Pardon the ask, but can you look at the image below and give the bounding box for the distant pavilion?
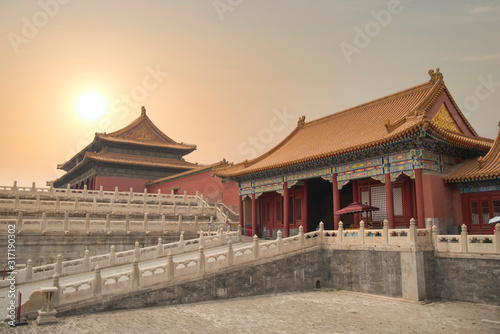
[52,107,198,191]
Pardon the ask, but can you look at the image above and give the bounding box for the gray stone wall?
[435,255,500,305]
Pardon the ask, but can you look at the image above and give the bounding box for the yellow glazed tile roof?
[216,69,492,178]
[444,123,500,182]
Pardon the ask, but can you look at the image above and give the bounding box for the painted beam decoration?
[237,149,459,195]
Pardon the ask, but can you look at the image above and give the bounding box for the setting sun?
[76,92,107,121]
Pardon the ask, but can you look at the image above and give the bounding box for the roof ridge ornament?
[141,106,146,116]
[297,115,306,129]
[428,68,443,84]
[478,156,484,169]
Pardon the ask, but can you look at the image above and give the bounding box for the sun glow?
[76,92,107,120]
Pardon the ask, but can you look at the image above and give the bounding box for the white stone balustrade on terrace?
[1,227,241,287]
[19,219,500,314]
[0,211,219,234]
[0,182,219,217]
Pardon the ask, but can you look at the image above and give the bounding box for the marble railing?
[434,223,500,254]
[18,219,500,316]
[2,227,241,287]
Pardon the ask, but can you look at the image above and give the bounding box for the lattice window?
[371,185,386,221]
[471,201,479,224]
[481,200,490,224]
[393,187,403,216]
[493,200,500,217]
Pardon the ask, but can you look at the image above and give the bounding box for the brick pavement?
[2,290,499,334]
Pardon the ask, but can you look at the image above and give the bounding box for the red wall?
[147,170,239,210]
[95,176,148,192]
[422,173,454,219]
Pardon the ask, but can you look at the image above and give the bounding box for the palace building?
[215,69,499,237]
[52,107,199,191]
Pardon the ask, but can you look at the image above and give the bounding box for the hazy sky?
[1,0,499,187]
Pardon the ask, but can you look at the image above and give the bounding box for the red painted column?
[352,179,360,225]
[283,182,290,237]
[251,193,257,236]
[385,173,395,229]
[415,169,425,228]
[302,180,308,232]
[239,195,244,231]
[332,174,341,230]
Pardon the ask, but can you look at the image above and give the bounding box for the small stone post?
[83,249,90,271]
[40,211,47,232]
[359,220,365,245]
[179,233,185,253]
[158,200,163,215]
[183,190,187,202]
[227,240,234,266]
[199,230,205,247]
[49,185,54,197]
[132,258,140,288]
[111,198,115,212]
[177,214,183,231]
[161,214,166,234]
[156,237,163,258]
[51,273,60,306]
[338,221,344,244]
[12,181,18,193]
[277,230,283,253]
[383,219,389,245]
[253,235,259,260]
[318,221,324,244]
[109,245,116,266]
[93,265,101,297]
[83,185,88,199]
[66,184,71,199]
[55,254,63,275]
[409,218,417,246]
[35,287,58,325]
[134,241,140,260]
[129,187,134,202]
[460,224,468,253]
[173,202,177,214]
[74,197,79,211]
[92,197,97,212]
[431,225,438,248]
[114,186,119,201]
[31,181,36,193]
[26,259,33,282]
[219,226,225,245]
[99,186,103,199]
[299,225,305,248]
[198,246,205,274]
[14,195,19,210]
[237,225,242,242]
[495,223,500,253]
[166,252,174,281]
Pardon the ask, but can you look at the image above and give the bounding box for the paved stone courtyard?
[2,290,499,334]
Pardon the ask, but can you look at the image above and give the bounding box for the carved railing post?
[92,197,97,212]
[83,185,88,199]
[161,214,166,234]
[114,187,119,201]
[383,219,389,245]
[299,225,305,248]
[132,258,139,288]
[431,225,438,248]
[198,246,205,274]
[83,249,90,271]
[41,211,47,232]
[199,230,205,247]
[55,196,60,212]
[144,213,149,232]
[74,197,79,211]
[219,227,225,246]
[179,232,185,253]
[26,259,33,282]
[55,254,62,275]
[253,235,259,260]
[237,225,242,242]
[227,240,234,266]
[109,245,116,266]
[277,230,283,254]
[111,198,115,213]
[338,221,344,244]
[156,237,163,258]
[166,252,174,281]
[125,213,130,234]
[177,214,183,231]
[359,220,365,245]
[93,265,101,297]
[495,223,500,254]
[105,214,111,234]
[460,224,468,253]
[35,194,41,212]
[183,190,187,203]
[66,184,71,199]
[318,221,324,245]
[134,241,140,260]
[194,215,199,231]
[409,218,417,246]
[99,186,103,200]
[17,212,24,233]
[14,195,19,210]
[51,273,60,306]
